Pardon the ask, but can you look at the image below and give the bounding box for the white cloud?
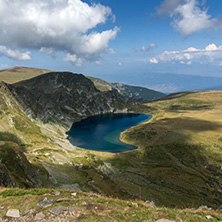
[156,0,186,16]
[180,60,192,65]
[141,43,157,52]
[156,0,218,36]
[0,0,118,65]
[187,61,192,65]
[63,53,83,67]
[135,43,157,52]
[205,43,218,51]
[39,47,56,57]
[149,57,158,64]
[118,62,122,66]
[1,64,8,68]
[0,45,31,60]
[149,43,222,65]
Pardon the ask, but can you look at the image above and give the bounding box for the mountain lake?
[67,113,152,152]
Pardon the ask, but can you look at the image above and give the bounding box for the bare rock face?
[10,72,137,127]
[0,164,16,187]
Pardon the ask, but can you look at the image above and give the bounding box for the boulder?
[37,199,55,207]
[6,209,20,218]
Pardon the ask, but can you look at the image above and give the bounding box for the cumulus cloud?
[156,0,186,16]
[0,45,31,60]
[141,43,157,52]
[149,43,222,65]
[39,47,56,57]
[0,0,118,65]
[156,0,218,36]
[149,57,158,64]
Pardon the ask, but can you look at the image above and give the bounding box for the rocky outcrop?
[10,72,138,127]
[0,163,16,187]
[111,82,166,102]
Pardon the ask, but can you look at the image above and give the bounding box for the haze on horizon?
[0,0,222,93]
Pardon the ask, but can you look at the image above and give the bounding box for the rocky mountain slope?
[87,76,165,102]
[0,81,48,187]
[111,82,166,102]
[10,72,138,128]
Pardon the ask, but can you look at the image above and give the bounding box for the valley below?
[0,67,222,221]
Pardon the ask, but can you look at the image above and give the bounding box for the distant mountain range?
[204,86,222,91]
[99,72,222,93]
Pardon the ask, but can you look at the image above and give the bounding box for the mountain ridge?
[10,72,139,128]
[0,67,165,102]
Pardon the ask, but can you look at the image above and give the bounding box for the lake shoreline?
[67,113,152,153]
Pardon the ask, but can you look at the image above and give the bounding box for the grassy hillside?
[0,188,221,221]
[0,67,53,84]
[86,76,113,92]
[119,90,222,208]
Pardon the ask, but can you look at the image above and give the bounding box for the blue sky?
[1,0,222,92]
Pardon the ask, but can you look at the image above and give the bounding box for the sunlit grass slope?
[118,90,222,208]
[0,67,53,84]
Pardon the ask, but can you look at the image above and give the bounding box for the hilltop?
[0,67,53,84]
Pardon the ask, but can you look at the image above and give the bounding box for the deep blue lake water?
[67,113,152,152]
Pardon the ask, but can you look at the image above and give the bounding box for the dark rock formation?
[10,72,138,127]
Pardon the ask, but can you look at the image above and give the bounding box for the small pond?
[67,113,152,153]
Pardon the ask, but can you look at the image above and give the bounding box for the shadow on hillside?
[108,116,222,208]
[154,91,195,102]
[0,131,46,188]
[152,117,222,133]
[167,104,212,111]
[0,131,26,151]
